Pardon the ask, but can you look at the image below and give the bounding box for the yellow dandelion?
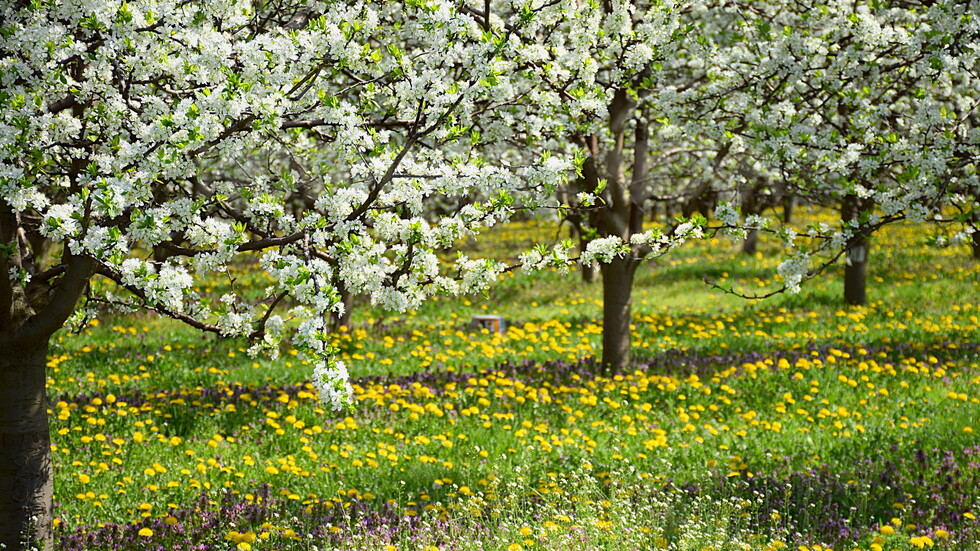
[909,536,934,548]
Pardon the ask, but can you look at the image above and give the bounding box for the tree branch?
[1,253,96,350]
[93,266,224,334]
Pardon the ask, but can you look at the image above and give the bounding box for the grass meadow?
[50,209,980,550]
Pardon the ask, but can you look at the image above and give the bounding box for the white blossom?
[777,254,810,294]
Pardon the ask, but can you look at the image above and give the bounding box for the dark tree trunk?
[662,201,674,224]
[0,343,53,551]
[780,182,794,224]
[842,194,873,306]
[972,210,980,259]
[742,229,758,256]
[23,231,50,266]
[1,218,93,550]
[580,259,598,284]
[843,241,868,306]
[741,185,760,256]
[973,228,980,260]
[600,256,636,374]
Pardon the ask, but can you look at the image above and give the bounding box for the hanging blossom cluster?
[0,0,629,409]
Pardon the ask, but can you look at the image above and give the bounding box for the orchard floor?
[51,214,980,550]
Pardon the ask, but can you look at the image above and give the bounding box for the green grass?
[50,209,980,550]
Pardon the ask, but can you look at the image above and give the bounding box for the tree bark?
[0,343,53,551]
[782,194,794,224]
[662,200,674,224]
[742,229,758,256]
[600,256,636,374]
[842,194,872,306]
[779,181,794,224]
[580,261,598,284]
[1,199,94,549]
[741,185,760,256]
[972,210,980,260]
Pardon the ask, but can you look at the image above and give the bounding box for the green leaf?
[115,2,133,24]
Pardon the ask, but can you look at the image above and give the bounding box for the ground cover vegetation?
[2,0,979,548]
[49,212,980,550]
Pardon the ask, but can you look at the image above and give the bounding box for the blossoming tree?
[560,0,978,374]
[0,0,595,546]
[708,0,980,306]
[514,0,701,373]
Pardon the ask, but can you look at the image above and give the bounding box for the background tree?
[700,0,980,305]
[522,1,699,373]
[553,0,977,372]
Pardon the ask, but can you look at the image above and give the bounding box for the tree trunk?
[972,228,980,260]
[972,210,980,259]
[600,256,636,374]
[0,342,53,551]
[842,194,872,306]
[780,182,794,224]
[742,228,758,256]
[741,186,759,256]
[740,181,765,256]
[580,259,598,284]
